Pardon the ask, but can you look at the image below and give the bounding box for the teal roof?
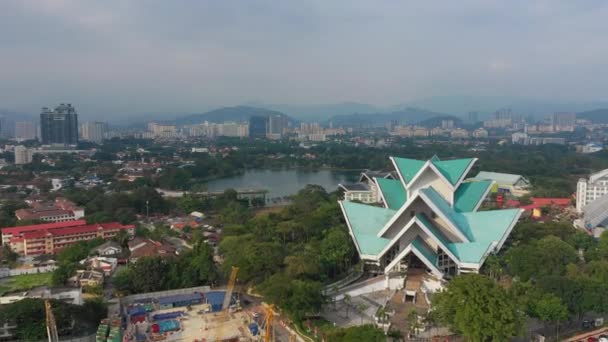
[392,157,426,183]
[419,187,466,238]
[419,187,521,263]
[432,158,475,185]
[411,237,438,266]
[446,209,521,263]
[376,178,407,210]
[341,201,395,255]
[454,180,492,212]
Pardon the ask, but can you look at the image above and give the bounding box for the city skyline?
[1,1,608,118]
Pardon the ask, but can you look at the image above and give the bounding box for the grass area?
[0,272,53,295]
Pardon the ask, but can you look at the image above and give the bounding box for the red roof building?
[1,220,135,256]
[15,198,85,223]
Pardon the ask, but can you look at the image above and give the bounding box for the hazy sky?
[1,0,607,117]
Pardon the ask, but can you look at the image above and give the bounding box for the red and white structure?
[2,220,135,256]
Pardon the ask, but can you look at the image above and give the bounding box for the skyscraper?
[15,121,37,141]
[268,114,288,137]
[40,104,79,145]
[80,121,107,143]
[467,112,479,124]
[249,116,268,138]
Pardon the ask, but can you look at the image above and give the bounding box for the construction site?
[112,268,284,342]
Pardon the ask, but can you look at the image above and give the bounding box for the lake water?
[206,169,360,198]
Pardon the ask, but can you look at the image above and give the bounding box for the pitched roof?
[583,194,608,229]
[454,180,493,212]
[419,187,521,263]
[2,220,87,235]
[392,157,426,184]
[340,201,395,255]
[376,178,407,210]
[447,209,521,263]
[432,158,475,185]
[473,171,527,185]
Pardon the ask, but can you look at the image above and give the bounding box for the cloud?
[0,0,607,117]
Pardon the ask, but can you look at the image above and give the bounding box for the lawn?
[0,272,53,296]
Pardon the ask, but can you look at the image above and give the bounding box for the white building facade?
[577,169,608,213]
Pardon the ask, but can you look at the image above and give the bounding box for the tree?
[505,235,578,281]
[531,294,568,340]
[599,230,608,260]
[52,263,76,286]
[343,293,351,318]
[406,310,422,338]
[324,325,385,342]
[433,274,525,342]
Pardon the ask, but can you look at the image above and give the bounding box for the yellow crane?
[263,304,275,342]
[45,299,59,342]
[222,266,239,313]
[215,266,239,342]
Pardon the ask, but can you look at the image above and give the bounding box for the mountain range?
[327,107,450,127]
[173,106,297,126]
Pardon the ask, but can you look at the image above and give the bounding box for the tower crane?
[215,266,239,342]
[263,304,275,342]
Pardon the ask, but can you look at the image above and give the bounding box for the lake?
[206,169,360,199]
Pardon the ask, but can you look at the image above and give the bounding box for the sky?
[1,0,607,118]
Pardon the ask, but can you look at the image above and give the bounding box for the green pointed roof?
[447,209,521,263]
[412,237,438,265]
[340,201,395,255]
[416,192,520,263]
[392,157,426,184]
[454,180,492,212]
[431,158,475,185]
[376,178,407,210]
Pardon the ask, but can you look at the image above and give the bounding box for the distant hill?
[252,102,384,121]
[174,106,296,125]
[327,107,448,127]
[578,109,608,124]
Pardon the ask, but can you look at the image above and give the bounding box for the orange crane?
[45,299,59,342]
[263,304,275,342]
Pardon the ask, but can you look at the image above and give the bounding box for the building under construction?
[116,283,272,342]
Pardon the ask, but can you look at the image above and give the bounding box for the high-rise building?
[468,112,479,124]
[552,112,575,132]
[268,114,288,137]
[441,119,454,129]
[14,145,33,165]
[80,122,106,143]
[0,117,14,139]
[40,104,79,145]
[15,121,37,141]
[249,116,268,138]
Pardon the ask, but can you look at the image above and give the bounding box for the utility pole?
[146,200,149,221]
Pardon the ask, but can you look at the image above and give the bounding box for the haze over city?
[1,0,608,119]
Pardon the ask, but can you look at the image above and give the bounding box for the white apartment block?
[577,169,608,213]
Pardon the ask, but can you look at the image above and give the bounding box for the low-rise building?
[2,220,135,256]
[15,197,84,223]
[128,237,176,263]
[68,269,104,287]
[339,171,394,204]
[93,240,123,256]
[80,256,117,276]
[470,171,531,197]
